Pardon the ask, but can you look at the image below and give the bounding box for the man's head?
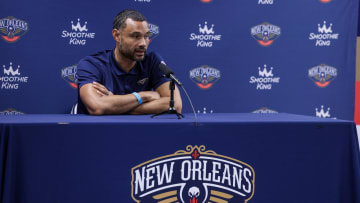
[112,9,151,62]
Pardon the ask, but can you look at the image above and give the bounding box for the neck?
[114,47,136,73]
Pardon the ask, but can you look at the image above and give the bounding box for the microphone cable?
[180,85,198,126]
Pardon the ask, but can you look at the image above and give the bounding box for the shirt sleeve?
[76,57,102,88]
[148,52,171,90]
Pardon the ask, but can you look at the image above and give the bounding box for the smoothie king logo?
[249,64,280,90]
[309,21,339,46]
[315,105,336,119]
[131,145,255,203]
[1,62,29,90]
[0,16,29,43]
[258,0,273,4]
[315,105,331,118]
[308,64,337,88]
[190,21,222,47]
[61,64,78,89]
[189,65,221,89]
[61,18,96,45]
[251,22,280,46]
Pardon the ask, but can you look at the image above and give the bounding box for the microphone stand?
[151,79,184,119]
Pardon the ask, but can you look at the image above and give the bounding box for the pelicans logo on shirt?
[251,22,281,46]
[0,16,29,43]
[131,145,255,203]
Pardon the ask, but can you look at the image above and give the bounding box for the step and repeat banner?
[0,0,358,120]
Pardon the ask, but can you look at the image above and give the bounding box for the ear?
[112,29,121,43]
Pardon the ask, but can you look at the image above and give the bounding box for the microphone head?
[158,61,174,77]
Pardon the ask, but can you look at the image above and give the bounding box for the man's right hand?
[139,91,160,103]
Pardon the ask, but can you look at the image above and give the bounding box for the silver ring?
[105,91,109,96]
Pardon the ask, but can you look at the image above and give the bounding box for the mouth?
[135,49,146,57]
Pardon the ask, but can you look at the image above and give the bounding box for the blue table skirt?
[0,113,359,203]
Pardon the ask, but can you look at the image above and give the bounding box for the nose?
[139,37,148,47]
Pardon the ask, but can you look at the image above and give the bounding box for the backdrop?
[0,0,358,120]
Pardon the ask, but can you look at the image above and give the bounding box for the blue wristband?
[132,92,142,105]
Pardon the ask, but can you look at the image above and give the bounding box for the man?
[76,9,182,115]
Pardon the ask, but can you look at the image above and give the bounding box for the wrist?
[132,92,142,105]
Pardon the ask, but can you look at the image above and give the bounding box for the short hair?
[113,9,147,30]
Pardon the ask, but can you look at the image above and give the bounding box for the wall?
[0,0,358,121]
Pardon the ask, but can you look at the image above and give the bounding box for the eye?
[145,33,152,38]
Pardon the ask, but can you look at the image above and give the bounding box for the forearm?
[80,83,157,115]
[94,94,140,115]
[129,97,170,115]
[129,96,182,115]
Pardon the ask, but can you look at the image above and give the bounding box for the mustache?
[135,48,147,52]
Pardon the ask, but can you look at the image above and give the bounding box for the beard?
[119,44,147,62]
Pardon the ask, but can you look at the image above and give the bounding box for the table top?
[0,113,353,125]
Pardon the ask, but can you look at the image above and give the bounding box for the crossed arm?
[79,81,182,115]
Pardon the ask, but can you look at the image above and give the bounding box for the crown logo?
[318,21,333,34]
[71,18,88,32]
[315,105,331,118]
[3,62,20,76]
[258,64,273,77]
[199,21,214,34]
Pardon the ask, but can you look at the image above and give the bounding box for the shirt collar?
[111,49,140,75]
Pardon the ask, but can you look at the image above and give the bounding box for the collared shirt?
[76,49,169,114]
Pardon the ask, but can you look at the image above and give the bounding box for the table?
[0,113,359,203]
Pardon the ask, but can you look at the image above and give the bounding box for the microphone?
[157,61,198,125]
[158,62,183,87]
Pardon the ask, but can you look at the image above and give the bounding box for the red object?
[258,40,274,46]
[1,35,20,42]
[197,83,213,89]
[190,197,198,203]
[355,81,360,124]
[191,150,200,160]
[315,81,330,88]
[69,82,78,89]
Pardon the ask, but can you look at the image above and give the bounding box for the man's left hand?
[92,81,114,96]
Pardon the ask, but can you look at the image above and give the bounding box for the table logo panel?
[131,145,255,203]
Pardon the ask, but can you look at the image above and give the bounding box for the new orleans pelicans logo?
[251,22,281,46]
[0,16,29,43]
[308,64,337,88]
[189,65,221,89]
[131,145,255,203]
[61,64,78,89]
[149,23,159,42]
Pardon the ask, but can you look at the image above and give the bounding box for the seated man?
[76,9,182,115]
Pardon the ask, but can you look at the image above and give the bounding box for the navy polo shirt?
[76,49,170,114]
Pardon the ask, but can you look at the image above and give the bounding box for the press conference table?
[0,113,359,203]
